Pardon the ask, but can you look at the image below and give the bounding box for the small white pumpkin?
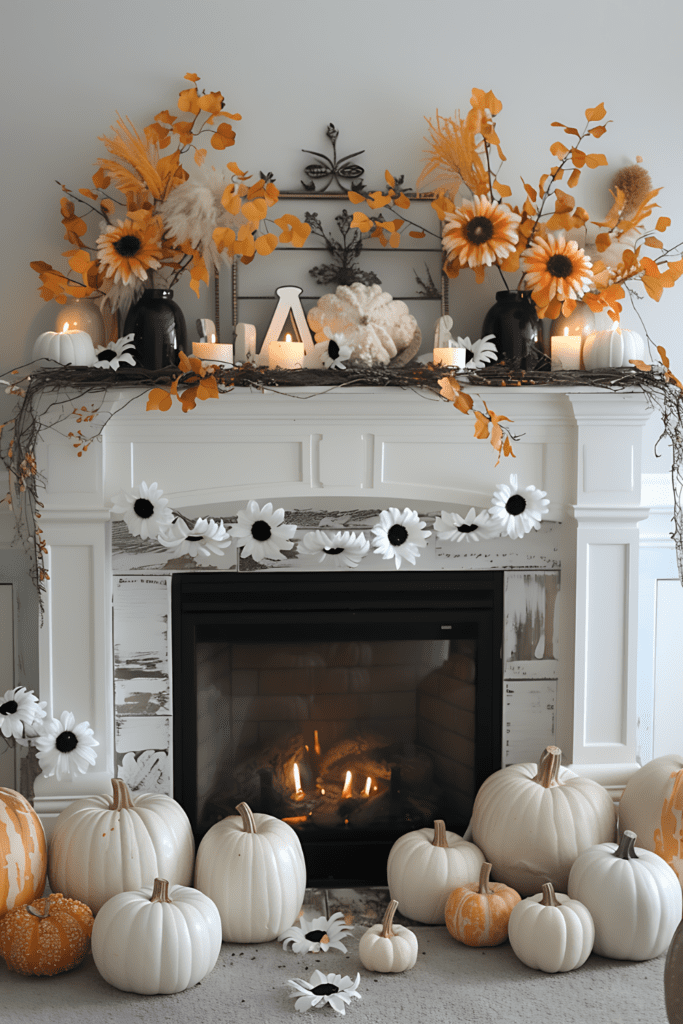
[618,753,683,887]
[387,818,484,924]
[470,745,616,896]
[507,881,595,973]
[582,324,645,369]
[194,801,306,943]
[33,329,97,366]
[568,829,683,960]
[91,878,222,994]
[48,778,195,914]
[358,899,418,973]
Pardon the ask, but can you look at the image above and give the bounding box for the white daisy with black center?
[93,333,137,371]
[287,970,361,1014]
[489,473,550,539]
[433,507,498,544]
[0,686,46,742]
[299,530,369,568]
[229,500,297,562]
[371,507,431,569]
[32,710,99,781]
[459,333,498,369]
[110,481,174,541]
[279,911,354,954]
[157,517,232,564]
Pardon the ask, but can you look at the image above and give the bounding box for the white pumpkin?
[387,818,484,924]
[33,329,97,366]
[567,829,682,960]
[582,325,645,369]
[618,753,683,887]
[507,882,595,973]
[358,899,418,973]
[470,745,616,896]
[48,778,195,914]
[91,878,222,994]
[194,801,306,943]
[307,283,420,367]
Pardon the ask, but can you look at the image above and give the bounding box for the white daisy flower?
[299,530,369,568]
[459,334,498,370]
[32,711,99,781]
[0,687,47,741]
[287,971,361,1015]
[371,507,431,569]
[157,517,232,564]
[110,481,174,540]
[304,333,353,370]
[433,508,499,544]
[489,474,550,539]
[93,333,137,371]
[279,912,354,954]
[229,501,296,562]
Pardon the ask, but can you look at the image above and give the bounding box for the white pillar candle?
[433,347,467,368]
[235,323,257,363]
[269,334,304,370]
[192,341,234,365]
[551,329,582,370]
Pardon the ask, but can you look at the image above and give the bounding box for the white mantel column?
[564,391,651,798]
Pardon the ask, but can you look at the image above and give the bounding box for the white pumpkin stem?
[237,801,257,833]
[110,777,135,810]
[534,746,562,788]
[614,830,639,859]
[149,878,173,904]
[540,882,561,907]
[478,862,494,896]
[27,895,51,919]
[381,900,399,938]
[432,819,448,847]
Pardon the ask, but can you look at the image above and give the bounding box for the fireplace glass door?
[173,571,503,884]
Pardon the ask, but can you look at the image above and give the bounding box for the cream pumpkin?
[48,778,195,914]
[618,754,683,886]
[470,745,616,896]
[387,819,484,924]
[507,882,595,973]
[445,861,521,947]
[582,325,645,369]
[194,802,306,943]
[0,787,47,917]
[358,899,418,972]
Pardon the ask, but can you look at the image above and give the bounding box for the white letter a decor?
[257,286,314,366]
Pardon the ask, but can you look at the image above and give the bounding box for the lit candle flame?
[211,333,216,344]
[63,322,69,333]
[285,332,292,343]
[341,770,353,799]
[293,762,304,800]
[564,327,569,336]
[362,776,372,798]
[314,730,321,756]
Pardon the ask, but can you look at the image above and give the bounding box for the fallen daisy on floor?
[287,971,362,1014]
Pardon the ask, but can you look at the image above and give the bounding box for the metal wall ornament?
[301,124,365,193]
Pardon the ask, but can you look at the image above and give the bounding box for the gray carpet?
[0,915,670,1024]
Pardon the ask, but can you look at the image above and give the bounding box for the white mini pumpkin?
[507,881,595,973]
[33,329,97,366]
[618,753,683,887]
[91,878,222,994]
[358,899,418,973]
[568,829,683,960]
[582,325,645,369]
[194,801,306,943]
[48,778,195,914]
[307,283,420,367]
[387,818,484,924]
[470,745,616,896]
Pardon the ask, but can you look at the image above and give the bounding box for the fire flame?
[314,729,321,756]
[341,770,353,800]
[362,776,372,797]
[293,762,304,800]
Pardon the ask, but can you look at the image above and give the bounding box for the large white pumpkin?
[507,882,595,973]
[194,802,306,943]
[387,818,484,924]
[32,329,97,366]
[470,745,616,896]
[48,778,195,914]
[568,829,682,960]
[618,754,683,886]
[91,878,222,994]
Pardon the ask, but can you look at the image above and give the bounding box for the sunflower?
[442,196,521,273]
[300,530,370,568]
[488,474,550,539]
[96,216,163,286]
[229,500,297,562]
[433,508,498,544]
[110,480,174,540]
[157,517,232,564]
[287,970,362,1014]
[0,686,46,741]
[522,233,594,311]
[279,912,354,954]
[32,711,99,781]
[371,508,431,569]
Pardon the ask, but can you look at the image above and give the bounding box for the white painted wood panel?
[653,578,683,758]
[0,584,15,788]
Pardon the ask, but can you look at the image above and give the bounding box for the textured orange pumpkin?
[445,861,521,947]
[0,786,47,916]
[0,892,94,975]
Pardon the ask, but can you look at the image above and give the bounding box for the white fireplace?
[32,383,652,833]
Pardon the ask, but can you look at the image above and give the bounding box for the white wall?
[3,0,682,473]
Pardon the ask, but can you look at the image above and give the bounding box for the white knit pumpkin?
[470,746,617,897]
[307,283,420,367]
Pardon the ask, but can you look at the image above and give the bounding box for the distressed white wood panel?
[114,576,171,716]
[503,679,557,767]
[115,715,171,753]
[117,749,172,795]
[436,523,560,571]
[584,543,628,745]
[0,584,15,788]
[503,571,560,676]
[653,578,683,758]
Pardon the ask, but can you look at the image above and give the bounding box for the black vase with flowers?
[123,288,189,370]
[482,289,549,371]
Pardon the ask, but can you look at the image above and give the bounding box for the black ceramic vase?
[482,289,548,371]
[123,289,188,370]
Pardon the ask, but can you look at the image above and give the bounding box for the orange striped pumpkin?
[445,861,521,947]
[0,893,94,975]
[0,787,47,916]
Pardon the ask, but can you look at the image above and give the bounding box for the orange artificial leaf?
[211,122,236,149]
[493,181,512,198]
[31,260,54,273]
[144,122,169,147]
[347,191,366,204]
[473,410,490,439]
[255,232,278,255]
[642,276,664,301]
[394,192,411,209]
[408,230,426,238]
[585,153,608,168]
[385,170,395,187]
[178,385,199,412]
[644,235,664,249]
[68,250,93,275]
[388,232,401,248]
[172,120,194,145]
[367,191,394,209]
[241,198,268,223]
[155,109,176,125]
[454,390,474,414]
[351,211,373,232]
[550,141,569,160]
[656,217,671,232]
[554,189,575,213]
[100,198,115,216]
[92,167,110,189]
[595,232,612,253]
[198,91,224,114]
[220,186,241,216]
[274,214,311,248]
[78,188,98,200]
[227,161,249,179]
[146,388,173,412]
[194,148,207,166]
[588,124,608,137]
[438,376,459,401]
[630,359,652,372]
[184,72,200,82]
[523,181,538,202]
[178,350,205,377]
[503,435,515,458]
[640,256,661,277]
[585,102,607,122]
[571,149,586,168]
[197,374,219,401]
[177,87,201,115]
[567,168,581,188]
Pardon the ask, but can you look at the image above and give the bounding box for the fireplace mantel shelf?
[33,384,652,832]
